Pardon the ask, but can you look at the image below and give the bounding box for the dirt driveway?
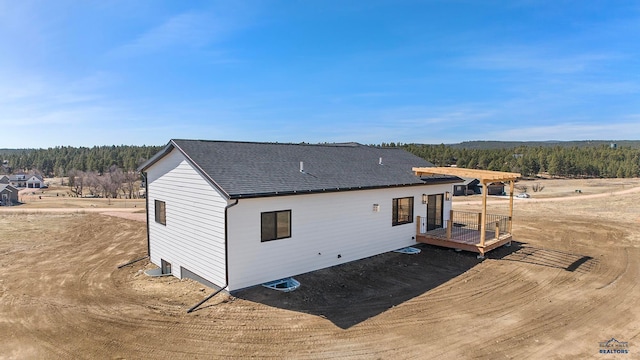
[1,179,639,359]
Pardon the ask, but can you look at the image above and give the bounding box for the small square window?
[261,210,291,242]
[155,200,166,225]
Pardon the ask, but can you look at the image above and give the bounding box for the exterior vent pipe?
[379,157,383,165]
[300,161,304,172]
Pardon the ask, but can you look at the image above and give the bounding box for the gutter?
[187,198,239,313]
[228,177,463,200]
[142,172,150,256]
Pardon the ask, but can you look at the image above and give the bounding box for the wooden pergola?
[413,167,521,257]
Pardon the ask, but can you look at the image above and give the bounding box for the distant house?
[0,184,19,205]
[139,140,461,292]
[8,174,44,188]
[486,182,505,196]
[0,175,9,184]
[453,178,480,196]
[451,178,504,196]
[26,174,45,188]
[8,174,27,188]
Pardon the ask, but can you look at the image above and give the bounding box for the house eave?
[228,177,461,199]
[137,142,176,172]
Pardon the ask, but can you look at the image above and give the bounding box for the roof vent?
[300,161,304,173]
[379,157,383,165]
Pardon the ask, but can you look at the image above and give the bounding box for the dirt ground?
[13,182,146,209]
[1,178,639,359]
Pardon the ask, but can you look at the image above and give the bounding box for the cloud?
[564,80,640,96]
[251,103,499,145]
[0,69,115,103]
[0,70,120,130]
[1,107,108,127]
[109,11,238,58]
[403,109,495,126]
[0,76,46,102]
[491,120,640,141]
[457,45,620,74]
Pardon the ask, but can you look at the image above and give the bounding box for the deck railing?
[451,210,510,235]
[418,210,511,245]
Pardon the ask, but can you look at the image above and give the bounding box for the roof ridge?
[172,139,363,148]
[140,139,453,200]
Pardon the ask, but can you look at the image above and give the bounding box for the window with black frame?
[392,197,414,226]
[261,210,291,241]
[155,200,166,225]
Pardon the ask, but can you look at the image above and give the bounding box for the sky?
[1,0,640,148]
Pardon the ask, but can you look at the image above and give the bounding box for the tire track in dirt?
[1,214,151,359]
[3,191,640,359]
[364,214,625,358]
[334,260,571,358]
[468,225,638,358]
[67,252,340,359]
[345,241,592,356]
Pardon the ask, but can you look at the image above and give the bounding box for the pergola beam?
[412,167,521,183]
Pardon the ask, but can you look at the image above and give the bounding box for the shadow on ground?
[233,243,522,329]
[495,244,598,274]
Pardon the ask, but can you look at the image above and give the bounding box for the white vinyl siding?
[146,149,228,288]
[226,184,453,291]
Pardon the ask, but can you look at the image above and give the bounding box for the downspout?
[142,172,150,256]
[187,198,239,313]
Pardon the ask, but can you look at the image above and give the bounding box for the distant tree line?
[443,140,640,150]
[2,142,639,179]
[1,145,162,177]
[397,143,640,178]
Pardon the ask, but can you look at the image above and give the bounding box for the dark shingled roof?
[0,184,17,192]
[140,139,461,199]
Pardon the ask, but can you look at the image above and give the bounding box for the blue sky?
[1,1,639,148]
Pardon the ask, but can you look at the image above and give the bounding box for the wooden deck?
[416,219,513,257]
[412,166,521,258]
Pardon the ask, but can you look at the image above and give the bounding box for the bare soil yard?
[1,179,639,359]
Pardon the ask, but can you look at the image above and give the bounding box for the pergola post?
[446,209,453,239]
[480,181,487,247]
[509,180,515,234]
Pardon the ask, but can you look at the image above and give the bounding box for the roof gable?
[141,140,459,199]
[0,184,18,192]
[27,175,44,182]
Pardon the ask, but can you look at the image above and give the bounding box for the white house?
[139,140,461,292]
[26,175,45,188]
[8,173,44,188]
